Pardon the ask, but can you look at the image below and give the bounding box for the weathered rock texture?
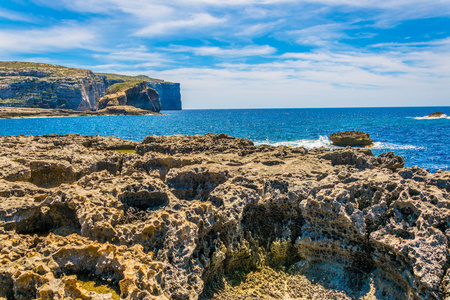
[0,61,181,111]
[330,130,374,147]
[98,81,161,112]
[428,112,447,118]
[0,133,449,300]
[0,62,106,111]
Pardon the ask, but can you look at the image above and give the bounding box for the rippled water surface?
[0,107,449,171]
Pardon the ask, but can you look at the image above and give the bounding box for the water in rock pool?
[0,106,449,172]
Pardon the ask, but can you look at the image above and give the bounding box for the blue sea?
[0,107,449,172]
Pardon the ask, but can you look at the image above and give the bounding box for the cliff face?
[0,62,181,111]
[101,74,182,110]
[0,63,107,110]
[147,81,181,110]
[98,81,161,112]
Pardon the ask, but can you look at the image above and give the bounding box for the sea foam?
[255,136,422,151]
[372,142,424,150]
[413,114,450,120]
[254,135,333,150]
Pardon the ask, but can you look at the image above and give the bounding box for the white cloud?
[285,23,350,46]
[163,45,276,57]
[134,13,225,37]
[0,25,99,55]
[0,8,33,22]
[94,46,170,63]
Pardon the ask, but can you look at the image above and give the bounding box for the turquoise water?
[0,107,449,172]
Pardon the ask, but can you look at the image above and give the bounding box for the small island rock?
[330,130,373,147]
[428,112,446,118]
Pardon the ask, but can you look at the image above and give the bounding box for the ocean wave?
[372,142,424,150]
[254,135,333,149]
[255,136,423,151]
[413,114,450,120]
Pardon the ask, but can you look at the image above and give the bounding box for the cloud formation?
[0,0,449,108]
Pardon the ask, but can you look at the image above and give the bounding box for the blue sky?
[1,0,449,109]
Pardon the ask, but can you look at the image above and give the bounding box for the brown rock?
[330,130,373,147]
[98,81,161,112]
[0,133,448,300]
[428,112,446,118]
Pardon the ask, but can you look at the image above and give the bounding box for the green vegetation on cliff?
[105,80,144,95]
[0,61,93,78]
[96,73,163,82]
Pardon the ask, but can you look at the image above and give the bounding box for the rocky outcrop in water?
[98,81,161,112]
[330,130,374,147]
[428,112,447,118]
[0,133,449,299]
[0,61,181,111]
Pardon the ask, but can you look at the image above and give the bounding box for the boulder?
[428,112,446,118]
[329,130,373,147]
[98,81,161,112]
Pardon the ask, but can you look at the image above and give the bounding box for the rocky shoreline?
[0,133,449,299]
[0,105,161,119]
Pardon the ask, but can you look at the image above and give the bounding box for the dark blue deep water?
[0,107,449,172]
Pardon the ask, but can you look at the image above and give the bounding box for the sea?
[0,106,449,172]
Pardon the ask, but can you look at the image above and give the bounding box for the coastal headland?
[0,61,182,115]
[0,133,449,299]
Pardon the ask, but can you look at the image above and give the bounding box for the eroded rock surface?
[428,112,446,118]
[0,133,449,299]
[0,61,180,112]
[330,131,374,147]
[98,81,161,113]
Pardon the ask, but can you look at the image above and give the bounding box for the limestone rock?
[0,133,449,299]
[147,81,182,110]
[330,130,373,147]
[428,112,446,118]
[0,61,180,112]
[98,81,161,113]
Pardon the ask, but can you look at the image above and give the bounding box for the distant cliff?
[98,80,161,112]
[147,82,181,110]
[0,62,182,111]
[98,73,182,111]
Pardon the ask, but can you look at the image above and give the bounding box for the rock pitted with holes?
[0,133,449,300]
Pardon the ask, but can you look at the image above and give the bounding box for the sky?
[0,0,449,109]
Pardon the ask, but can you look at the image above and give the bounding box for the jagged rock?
[98,81,161,112]
[320,146,374,168]
[330,131,373,147]
[372,151,405,170]
[428,112,446,118]
[0,133,449,300]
